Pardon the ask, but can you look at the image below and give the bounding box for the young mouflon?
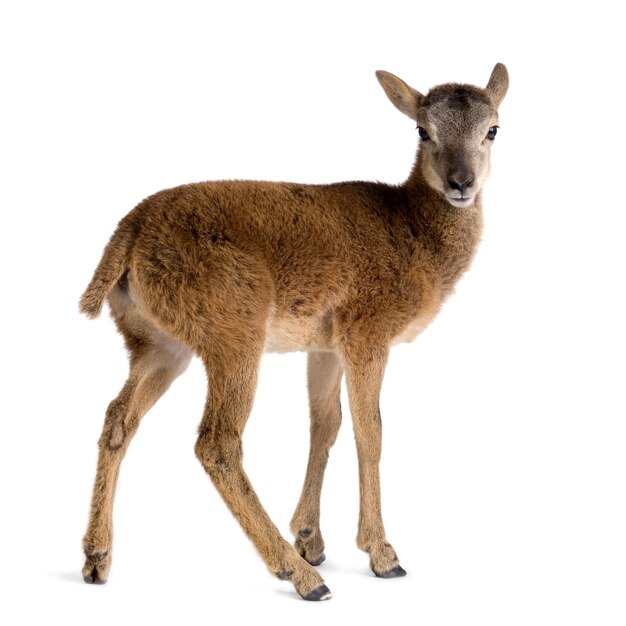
[80,64,508,600]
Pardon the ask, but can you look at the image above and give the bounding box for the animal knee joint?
[195,437,240,478]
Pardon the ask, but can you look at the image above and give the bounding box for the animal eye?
[417,126,430,141]
[487,126,498,140]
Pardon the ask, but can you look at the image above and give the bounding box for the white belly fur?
[264,313,330,353]
[264,308,438,353]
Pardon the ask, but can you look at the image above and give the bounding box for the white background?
[1,1,624,624]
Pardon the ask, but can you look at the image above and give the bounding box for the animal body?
[80,64,508,600]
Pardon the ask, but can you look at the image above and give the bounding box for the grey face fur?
[376,64,509,208]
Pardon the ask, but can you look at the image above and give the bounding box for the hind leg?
[290,351,343,566]
[82,310,192,583]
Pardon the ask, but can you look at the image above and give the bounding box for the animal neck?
[403,153,484,296]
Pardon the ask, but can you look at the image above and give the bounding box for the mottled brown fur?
[80,64,508,600]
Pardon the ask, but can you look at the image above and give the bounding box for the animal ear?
[376,70,424,121]
[486,63,509,108]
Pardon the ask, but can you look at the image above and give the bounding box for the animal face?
[416,86,500,208]
[376,63,508,208]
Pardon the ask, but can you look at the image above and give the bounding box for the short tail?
[79,213,138,319]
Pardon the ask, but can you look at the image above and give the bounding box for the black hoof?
[303,584,332,601]
[83,572,107,585]
[307,552,326,567]
[375,564,407,579]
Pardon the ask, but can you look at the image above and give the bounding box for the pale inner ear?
[376,70,424,121]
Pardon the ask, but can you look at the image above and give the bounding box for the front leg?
[290,352,343,566]
[343,346,406,578]
[196,347,330,601]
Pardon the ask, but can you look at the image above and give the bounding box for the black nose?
[447,175,474,194]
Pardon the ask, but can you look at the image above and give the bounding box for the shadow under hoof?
[302,584,332,601]
[374,564,407,579]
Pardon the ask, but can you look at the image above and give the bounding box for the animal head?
[376,64,509,208]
